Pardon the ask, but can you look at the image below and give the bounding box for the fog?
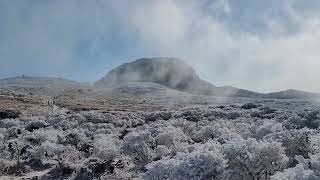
[0,0,320,93]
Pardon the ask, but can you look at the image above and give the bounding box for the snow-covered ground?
[1,98,320,179]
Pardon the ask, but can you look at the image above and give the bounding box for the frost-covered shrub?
[67,113,87,124]
[304,110,320,129]
[46,114,68,125]
[242,103,259,109]
[253,120,284,140]
[126,117,145,128]
[107,112,144,128]
[30,141,81,167]
[75,159,117,180]
[95,128,113,134]
[92,134,119,161]
[0,158,14,174]
[271,164,317,180]
[292,110,320,129]
[81,122,114,133]
[80,111,144,129]
[25,120,49,132]
[306,154,320,177]
[144,111,172,122]
[56,145,82,167]
[143,141,226,180]
[223,138,288,180]
[287,114,306,129]
[271,155,320,180]
[2,101,320,179]
[25,128,62,145]
[226,111,241,120]
[5,126,26,139]
[0,109,20,119]
[191,125,220,143]
[80,111,108,124]
[154,126,189,151]
[122,130,155,167]
[309,133,320,155]
[0,135,12,164]
[29,141,62,162]
[251,106,277,119]
[205,109,227,120]
[282,128,315,166]
[58,130,90,148]
[170,118,195,136]
[54,119,78,130]
[180,109,203,122]
[0,118,22,128]
[154,145,171,158]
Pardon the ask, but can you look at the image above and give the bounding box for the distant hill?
[95,58,262,97]
[95,58,218,95]
[0,76,89,96]
[264,89,320,99]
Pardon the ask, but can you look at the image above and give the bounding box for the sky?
[0,0,320,93]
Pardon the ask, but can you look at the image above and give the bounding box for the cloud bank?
[0,0,320,92]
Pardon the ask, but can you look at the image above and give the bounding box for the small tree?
[7,139,29,165]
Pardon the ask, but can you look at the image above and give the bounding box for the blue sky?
[1,0,320,92]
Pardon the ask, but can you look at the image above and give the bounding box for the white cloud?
[1,0,320,92]
[113,0,320,92]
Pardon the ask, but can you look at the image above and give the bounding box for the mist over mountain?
[95,58,217,95]
[0,58,319,100]
[95,57,319,99]
[95,58,264,97]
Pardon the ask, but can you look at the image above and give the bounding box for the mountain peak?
[95,57,216,95]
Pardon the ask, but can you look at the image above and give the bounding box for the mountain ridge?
[95,57,320,99]
[0,58,319,99]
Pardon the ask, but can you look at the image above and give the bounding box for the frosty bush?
[271,164,317,180]
[0,158,14,174]
[144,111,172,122]
[1,101,320,179]
[29,140,63,163]
[25,128,62,145]
[253,120,284,140]
[54,119,78,130]
[122,130,155,168]
[25,120,49,132]
[92,134,119,161]
[191,125,220,143]
[154,125,189,151]
[0,118,22,128]
[271,155,320,180]
[143,141,226,180]
[282,128,315,166]
[299,110,320,129]
[242,103,259,109]
[223,138,288,180]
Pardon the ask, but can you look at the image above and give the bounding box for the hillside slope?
[0,76,89,96]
